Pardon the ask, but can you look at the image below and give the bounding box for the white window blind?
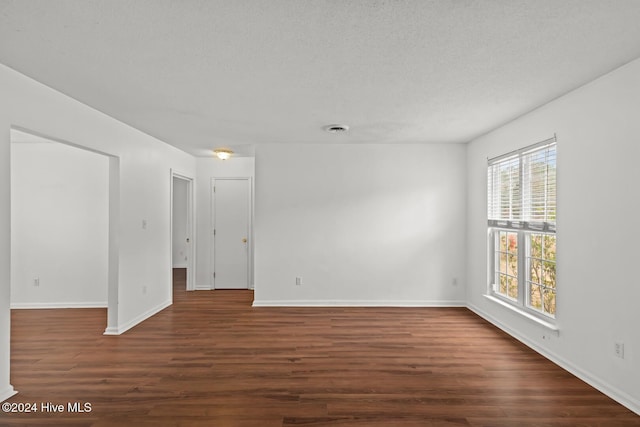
[488,137,556,231]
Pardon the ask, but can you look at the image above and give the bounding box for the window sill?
[483,294,559,336]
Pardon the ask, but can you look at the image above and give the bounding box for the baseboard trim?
[466,302,640,416]
[103,299,171,336]
[103,326,119,335]
[11,301,107,309]
[0,385,17,402]
[252,299,466,307]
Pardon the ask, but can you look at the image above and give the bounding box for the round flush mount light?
[324,124,350,133]
[213,148,233,160]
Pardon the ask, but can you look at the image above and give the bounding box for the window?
[488,138,556,318]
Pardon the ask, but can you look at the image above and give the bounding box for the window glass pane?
[530,258,541,284]
[530,234,542,258]
[507,254,518,276]
[507,233,518,280]
[544,235,556,261]
[499,252,507,275]
[488,157,521,221]
[529,284,542,310]
[499,232,507,252]
[544,289,556,316]
[507,276,518,299]
[543,260,556,288]
[526,232,556,316]
[507,232,518,253]
[546,148,556,222]
[499,274,507,294]
[489,142,555,224]
[522,144,555,223]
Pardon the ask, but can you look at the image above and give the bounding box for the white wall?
[11,139,109,307]
[466,58,640,413]
[172,177,189,268]
[0,98,14,402]
[254,143,466,306]
[195,157,255,289]
[0,63,196,401]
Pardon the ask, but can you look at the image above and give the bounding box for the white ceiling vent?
[324,124,349,133]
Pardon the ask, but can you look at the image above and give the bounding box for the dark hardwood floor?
[3,269,639,426]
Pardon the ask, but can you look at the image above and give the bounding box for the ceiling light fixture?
[214,148,233,160]
[324,124,349,133]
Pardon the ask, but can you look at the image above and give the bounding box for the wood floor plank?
[2,268,639,426]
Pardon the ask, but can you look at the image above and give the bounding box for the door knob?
[242,237,247,243]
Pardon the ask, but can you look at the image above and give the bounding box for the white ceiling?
[2,1,640,157]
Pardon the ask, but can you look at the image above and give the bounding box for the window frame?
[487,137,556,321]
[488,228,556,319]
[525,231,556,317]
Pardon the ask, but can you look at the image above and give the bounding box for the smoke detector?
[324,124,350,133]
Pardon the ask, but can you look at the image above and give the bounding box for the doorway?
[171,171,195,294]
[9,127,119,334]
[211,178,252,289]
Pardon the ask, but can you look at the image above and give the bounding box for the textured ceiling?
[2,0,640,157]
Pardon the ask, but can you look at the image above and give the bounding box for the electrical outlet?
[295,277,302,286]
[452,277,458,286]
[33,277,40,287]
[142,285,147,295]
[142,219,147,229]
[614,342,625,359]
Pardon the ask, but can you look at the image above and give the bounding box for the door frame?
[170,170,196,292]
[9,126,120,335]
[211,177,253,290]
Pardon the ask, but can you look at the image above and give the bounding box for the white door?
[212,178,250,289]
